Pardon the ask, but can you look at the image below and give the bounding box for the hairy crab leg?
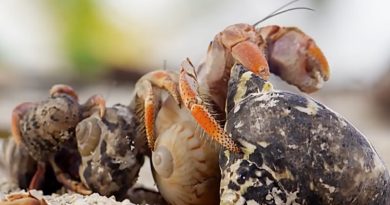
[49,157,92,195]
[179,59,240,153]
[135,70,182,151]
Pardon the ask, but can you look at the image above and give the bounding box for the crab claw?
[135,70,182,151]
[49,84,79,101]
[11,102,36,145]
[259,26,330,93]
[179,59,240,153]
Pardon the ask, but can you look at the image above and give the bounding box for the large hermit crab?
[177,24,390,205]
[132,20,330,204]
[10,84,105,194]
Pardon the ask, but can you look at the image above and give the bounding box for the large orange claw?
[179,59,240,153]
[134,70,182,151]
[259,25,330,93]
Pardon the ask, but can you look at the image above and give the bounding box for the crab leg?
[11,102,36,145]
[49,84,79,101]
[81,95,106,118]
[179,59,240,153]
[135,70,182,151]
[28,162,46,190]
[49,156,92,195]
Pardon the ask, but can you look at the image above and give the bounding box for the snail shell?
[76,105,144,199]
[151,96,220,205]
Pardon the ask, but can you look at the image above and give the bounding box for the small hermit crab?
[132,70,221,205]
[11,84,105,194]
[75,103,166,204]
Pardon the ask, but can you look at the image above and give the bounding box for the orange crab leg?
[11,102,35,145]
[81,95,106,118]
[49,84,79,101]
[179,59,240,153]
[49,157,92,195]
[135,70,182,151]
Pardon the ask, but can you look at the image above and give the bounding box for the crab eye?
[152,145,174,178]
[76,117,102,157]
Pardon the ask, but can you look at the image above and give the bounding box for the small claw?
[49,84,79,101]
[82,95,106,118]
[11,102,35,145]
[179,59,240,153]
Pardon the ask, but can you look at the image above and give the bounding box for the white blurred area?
[0,0,389,168]
[1,0,390,83]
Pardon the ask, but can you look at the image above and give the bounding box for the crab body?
[75,104,145,199]
[219,65,390,205]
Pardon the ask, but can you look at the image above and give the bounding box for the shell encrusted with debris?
[219,64,390,205]
[76,104,145,200]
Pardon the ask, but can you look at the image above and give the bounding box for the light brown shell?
[151,96,220,205]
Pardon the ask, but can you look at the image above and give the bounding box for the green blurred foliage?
[49,0,147,76]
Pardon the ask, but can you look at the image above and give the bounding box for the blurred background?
[0,0,389,171]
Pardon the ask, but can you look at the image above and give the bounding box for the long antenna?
[253,0,314,27]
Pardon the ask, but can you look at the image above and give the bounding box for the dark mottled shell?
[19,94,81,161]
[76,104,145,200]
[219,65,390,205]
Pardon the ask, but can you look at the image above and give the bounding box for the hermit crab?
[132,70,221,204]
[75,103,166,204]
[176,23,390,205]
[10,84,105,194]
[132,18,330,204]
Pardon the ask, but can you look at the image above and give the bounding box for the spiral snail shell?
[150,96,220,205]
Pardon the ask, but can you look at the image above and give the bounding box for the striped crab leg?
[179,59,240,153]
[134,70,181,151]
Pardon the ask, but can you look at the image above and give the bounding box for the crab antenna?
[253,7,314,27]
[253,0,300,26]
